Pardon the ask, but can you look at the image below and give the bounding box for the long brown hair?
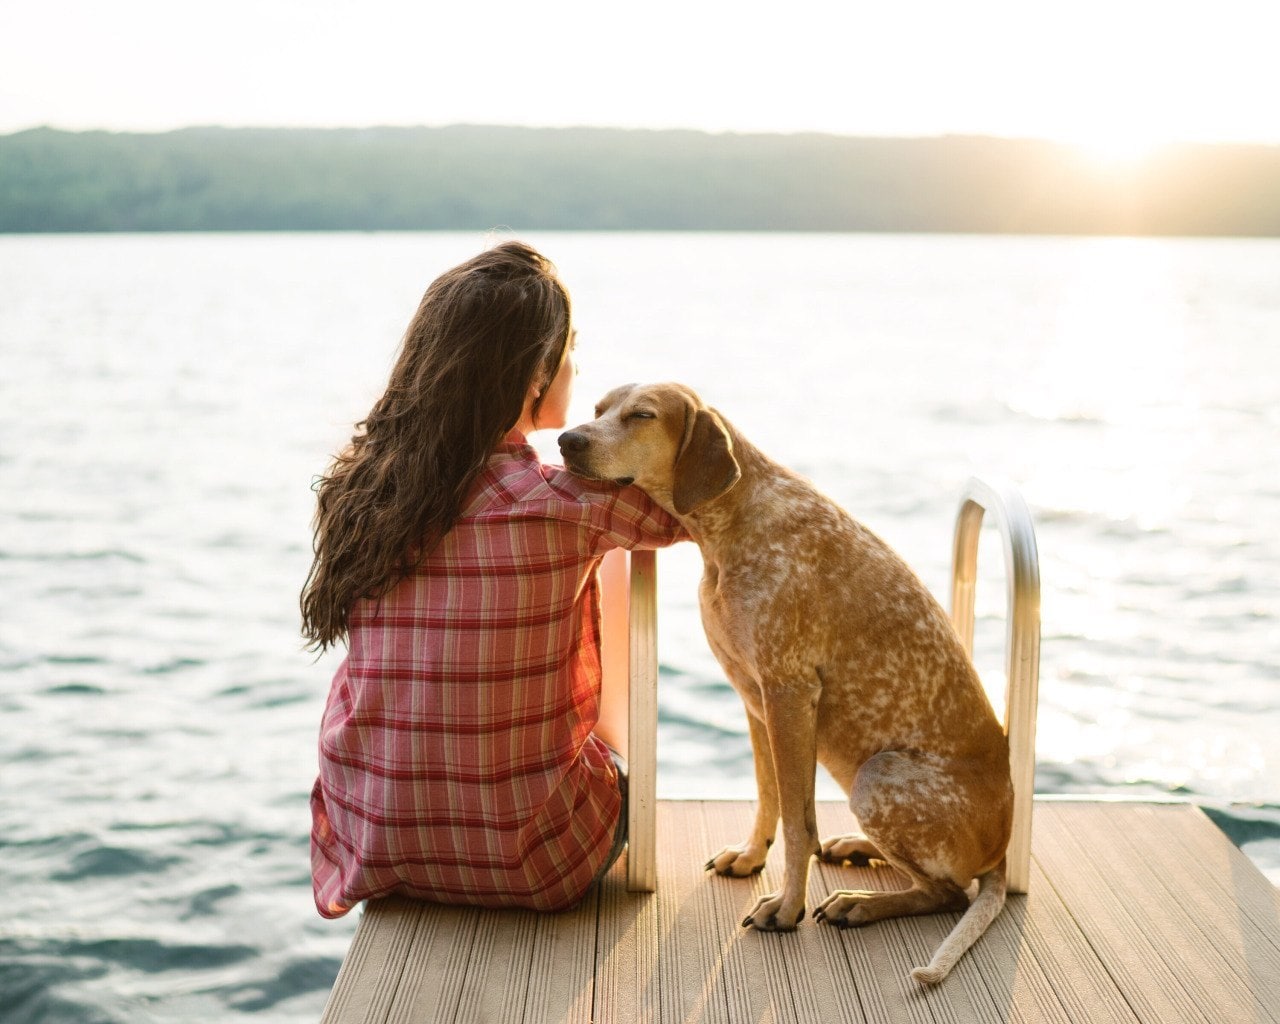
[300,241,572,651]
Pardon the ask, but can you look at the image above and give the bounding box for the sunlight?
[1068,130,1165,173]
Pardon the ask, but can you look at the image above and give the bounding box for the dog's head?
[558,382,741,515]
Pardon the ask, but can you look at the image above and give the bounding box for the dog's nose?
[558,431,590,454]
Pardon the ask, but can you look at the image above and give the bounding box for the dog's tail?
[910,859,1007,986]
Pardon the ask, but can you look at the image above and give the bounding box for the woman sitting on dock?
[300,241,684,918]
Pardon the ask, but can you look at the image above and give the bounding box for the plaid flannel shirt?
[310,432,685,917]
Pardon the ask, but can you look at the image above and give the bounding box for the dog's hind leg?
[814,876,969,927]
[818,750,977,927]
[818,834,886,866]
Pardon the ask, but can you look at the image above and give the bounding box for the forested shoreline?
[2,124,1278,235]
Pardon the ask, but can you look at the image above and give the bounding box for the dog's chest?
[696,557,773,703]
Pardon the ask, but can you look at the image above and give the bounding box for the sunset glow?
[1069,132,1168,173]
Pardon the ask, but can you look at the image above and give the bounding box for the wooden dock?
[320,798,1280,1024]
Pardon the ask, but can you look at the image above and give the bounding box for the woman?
[302,241,684,916]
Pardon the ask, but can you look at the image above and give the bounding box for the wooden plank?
[807,839,922,1024]
[594,851,659,1023]
[802,802,890,1024]
[1046,803,1280,1023]
[778,839,872,1024]
[652,800,731,1024]
[448,909,538,1024]
[1138,802,1280,948]
[957,853,1139,1024]
[320,897,424,1024]
[699,799,795,1024]
[806,845,901,1024]
[364,891,597,1024]
[517,885,600,1024]
[382,905,478,1024]
[1035,803,1227,1024]
[839,879,996,1024]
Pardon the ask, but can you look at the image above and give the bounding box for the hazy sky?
[4,0,1279,154]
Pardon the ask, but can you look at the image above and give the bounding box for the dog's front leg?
[706,711,778,876]
[740,681,820,932]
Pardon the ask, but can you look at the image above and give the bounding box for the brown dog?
[559,383,1013,984]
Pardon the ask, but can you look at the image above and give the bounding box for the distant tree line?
[1,125,1278,235]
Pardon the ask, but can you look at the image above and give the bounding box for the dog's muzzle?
[557,431,632,486]
[558,430,590,455]
[558,430,594,478]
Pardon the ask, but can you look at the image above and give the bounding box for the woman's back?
[310,433,683,916]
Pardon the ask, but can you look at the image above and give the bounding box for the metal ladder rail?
[950,477,1042,895]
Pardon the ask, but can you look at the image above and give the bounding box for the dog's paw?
[704,842,769,877]
[818,834,883,867]
[813,889,877,928]
[741,892,805,932]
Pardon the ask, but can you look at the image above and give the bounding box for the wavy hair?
[300,241,572,651]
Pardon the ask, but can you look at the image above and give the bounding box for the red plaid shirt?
[310,432,684,917]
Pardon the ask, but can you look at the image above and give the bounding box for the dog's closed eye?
[624,410,657,422]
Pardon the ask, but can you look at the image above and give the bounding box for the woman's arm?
[594,548,630,756]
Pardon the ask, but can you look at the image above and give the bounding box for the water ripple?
[211,957,345,1013]
[51,846,184,881]
[69,937,258,974]
[0,549,146,563]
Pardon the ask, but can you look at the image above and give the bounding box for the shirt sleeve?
[599,483,691,555]
[584,482,689,555]
[532,461,688,555]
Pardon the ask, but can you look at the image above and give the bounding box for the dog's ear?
[672,408,740,514]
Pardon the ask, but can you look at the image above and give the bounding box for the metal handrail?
[951,477,1041,895]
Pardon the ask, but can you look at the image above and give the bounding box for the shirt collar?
[498,429,539,461]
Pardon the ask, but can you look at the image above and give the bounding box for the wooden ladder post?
[627,549,659,892]
[950,478,1041,895]
[598,548,660,892]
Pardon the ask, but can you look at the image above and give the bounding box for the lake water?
[2,231,1278,1022]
